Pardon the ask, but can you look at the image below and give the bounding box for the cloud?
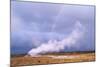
[11,1,95,54]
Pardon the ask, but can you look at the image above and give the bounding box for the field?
[11,51,95,67]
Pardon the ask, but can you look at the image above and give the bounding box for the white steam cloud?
[27,21,85,56]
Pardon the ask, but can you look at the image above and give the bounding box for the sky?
[11,1,95,55]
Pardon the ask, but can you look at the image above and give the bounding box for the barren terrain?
[11,52,95,67]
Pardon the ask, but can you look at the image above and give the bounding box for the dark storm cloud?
[11,1,95,54]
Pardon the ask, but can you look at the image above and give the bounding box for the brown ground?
[11,52,95,67]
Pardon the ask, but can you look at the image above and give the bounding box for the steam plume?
[28,21,85,56]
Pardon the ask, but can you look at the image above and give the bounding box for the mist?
[28,21,85,56]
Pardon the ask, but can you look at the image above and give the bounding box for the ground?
[11,52,95,67]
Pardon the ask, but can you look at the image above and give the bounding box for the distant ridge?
[11,50,95,57]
